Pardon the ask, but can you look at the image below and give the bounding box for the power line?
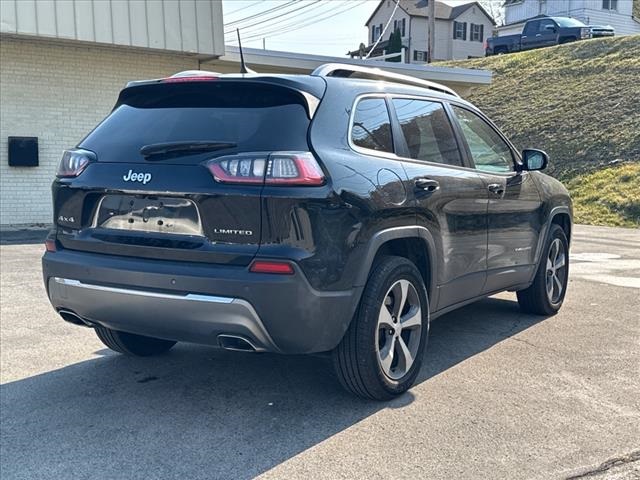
[224,0,298,27]
[364,0,399,59]
[229,0,368,43]
[224,1,323,37]
[224,1,263,17]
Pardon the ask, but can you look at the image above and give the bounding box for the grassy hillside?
[566,163,639,227]
[439,36,640,227]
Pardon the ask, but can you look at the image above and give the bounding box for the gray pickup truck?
[486,17,593,55]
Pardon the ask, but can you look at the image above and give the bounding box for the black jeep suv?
[43,64,572,400]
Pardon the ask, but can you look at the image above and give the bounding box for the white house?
[500,0,640,36]
[350,0,496,62]
[0,0,491,228]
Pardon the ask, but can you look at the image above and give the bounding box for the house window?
[413,50,428,62]
[453,21,467,40]
[401,18,406,36]
[371,26,375,43]
[470,23,484,42]
[602,0,617,10]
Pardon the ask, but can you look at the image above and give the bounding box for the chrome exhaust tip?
[217,334,259,352]
[57,309,92,327]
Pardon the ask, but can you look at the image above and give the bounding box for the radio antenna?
[237,29,256,74]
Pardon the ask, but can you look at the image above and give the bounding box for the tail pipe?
[217,334,259,352]
[57,309,93,327]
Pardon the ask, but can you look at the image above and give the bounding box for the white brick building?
[0,0,224,227]
[0,0,491,228]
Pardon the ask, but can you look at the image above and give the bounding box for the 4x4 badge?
[123,169,152,185]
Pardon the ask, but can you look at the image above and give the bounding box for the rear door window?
[351,98,394,153]
[523,20,539,36]
[392,98,463,167]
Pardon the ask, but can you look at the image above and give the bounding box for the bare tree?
[479,0,505,27]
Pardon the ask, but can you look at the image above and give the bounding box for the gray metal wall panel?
[55,0,76,39]
[93,1,113,44]
[179,0,198,53]
[129,0,148,47]
[111,0,132,46]
[35,0,57,36]
[0,0,17,33]
[75,0,95,42]
[163,0,182,52]
[195,0,213,54]
[15,0,37,34]
[146,0,166,49]
[211,0,224,56]
[1,0,223,55]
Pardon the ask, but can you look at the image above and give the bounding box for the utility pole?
[262,38,266,50]
[427,0,435,63]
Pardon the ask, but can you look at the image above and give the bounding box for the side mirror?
[544,25,557,33]
[520,149,549,171]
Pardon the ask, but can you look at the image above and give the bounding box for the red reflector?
[45,239,57,252]
[249,261,294,275]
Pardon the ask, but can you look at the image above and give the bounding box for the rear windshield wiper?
[140,141,237,158]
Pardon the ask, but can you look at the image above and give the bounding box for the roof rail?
[311,63,459,98]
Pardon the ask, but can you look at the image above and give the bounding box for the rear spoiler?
[119,72,326,118]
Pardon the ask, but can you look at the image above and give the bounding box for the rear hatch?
[54,77,324,265]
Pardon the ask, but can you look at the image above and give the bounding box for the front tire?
[95,326,176,356]
[517,224,569,315]
[333,256,429,400]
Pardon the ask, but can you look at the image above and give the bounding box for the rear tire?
[517,224,569,315]
[333,256,429,400]
[95,326,176,356]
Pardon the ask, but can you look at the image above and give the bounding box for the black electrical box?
[8,136,39,167]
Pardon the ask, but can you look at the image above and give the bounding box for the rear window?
[553,17,586,28]
[80,82,311,163]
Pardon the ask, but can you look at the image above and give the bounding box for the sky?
[222,0,476,57]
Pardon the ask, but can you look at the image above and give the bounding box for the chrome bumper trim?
[49,277,278,352]
[53,277,234,304]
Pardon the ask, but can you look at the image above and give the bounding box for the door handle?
[488,183,505,196]
[415,178,439,193]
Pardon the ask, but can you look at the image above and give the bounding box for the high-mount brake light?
[162,76,219,83]
[249,260,294,275]
[203,152,325,186]
[56,148,96,177]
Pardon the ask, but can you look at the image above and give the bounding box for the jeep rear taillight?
[56,148,96,178]
[204,152,325,186]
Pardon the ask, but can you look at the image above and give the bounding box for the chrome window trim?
[347,93,483,175]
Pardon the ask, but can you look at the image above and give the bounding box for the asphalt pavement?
[1,224,638,479]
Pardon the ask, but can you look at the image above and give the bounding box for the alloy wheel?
[375,279,423,380]
[546,238,567,304]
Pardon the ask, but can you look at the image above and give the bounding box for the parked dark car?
[589,24,615,37]
[42,65,572,400]
[486,16,592,55]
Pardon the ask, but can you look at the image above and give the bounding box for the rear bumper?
[43,249,361,354]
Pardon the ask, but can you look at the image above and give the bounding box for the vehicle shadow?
[0,229,48,245]
[0,297,548,479]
